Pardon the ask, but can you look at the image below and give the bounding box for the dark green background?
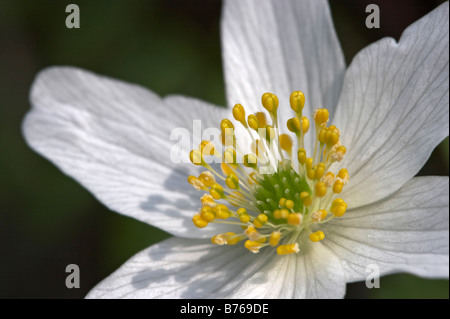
[0,0,448,298]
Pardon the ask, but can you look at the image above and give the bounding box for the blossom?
[22,0,448,298]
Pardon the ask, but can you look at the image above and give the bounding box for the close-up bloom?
[22,0,448,298]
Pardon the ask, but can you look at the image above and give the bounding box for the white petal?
[23,66,235,238]
[221,0,345,134]
[229,241,346,299]
[86,237,346,299]
[323,176,449,282]
[334,3,449,208]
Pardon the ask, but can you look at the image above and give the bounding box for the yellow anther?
[244,225,260,241]
[307,167,316,180]
[255,112,268,128]
[276,243,299,255]
[225,173,239,189]
[315,181,327,197]
[212,232,243,245]
[243,154,258,168]
[297,148,307,165]
[187,175,205,191]
[210,183,225,200]
[211,233,227,245]
[261,92,279,113]
[213,204,230,219]
[300,192,312,206]
[337,168,349,184]
[237,207,250,223]
[232,103,246,124]
[227,233,244,245]
[311,209,327,222]
[330,198,347,217]
[319,125,340,147]
[330,144,347,162]
[289,91,305,112]
[301,116,310,133]
[221,162,235,176]
[192,214,208,228]
[309,231,325,242]
[189,149,204,165]
[268,231,281,247]
[278,198,286,207]
[333,179,344,194]
[327,125,340,146]
[199,140,215,156]
[306,157,313,170]
[200,206,215,222]
[220,118,234,133]
[247,114,259,131]
[223,148,237,165]
[287,117,301,133]
[285,199,294,210]
[322,172,335,187]
[244,240,263,253]
[287,213,302,225]
[279,134,293,155]
[314,163,326,179]
[274,209,289,219]
[313,108,329,126]
[264,125,275,142]
[253,214,268,228]
[199,171,215,187]
[200,194,216,207]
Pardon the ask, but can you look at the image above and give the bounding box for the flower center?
[188,91,349,255]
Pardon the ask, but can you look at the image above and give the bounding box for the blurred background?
[0,0,448,299]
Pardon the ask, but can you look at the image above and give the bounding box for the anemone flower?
[22,0,448,298]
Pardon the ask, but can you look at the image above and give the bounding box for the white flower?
[22,0,448,299]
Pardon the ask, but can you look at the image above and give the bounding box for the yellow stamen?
[199,140,215,156]
[225,173,239,189]
[253,214,268,228]
[255,112,268,128]
[315,181,327,197]
[232,103,246,125]
[311,209,327,222]
[200,194,216,207]
[192,214,208,228]
[309,231,325,242]
[313,108,329,126]
[199,171,215,187]
[300,192,312,206]
[279,134,293,157]
[187,175,205,191]
[276,243,299,255]
[200,206,215,222]
[237,207,250,223]
[297,148,307,165]
[330,198,347,217]
[244,225,260,241]
[189,149,204,165]
[244,240,263,253]
[213,204,231,219]
[261,92,279,113]
[289,91,305,113]
[287,213,302,225]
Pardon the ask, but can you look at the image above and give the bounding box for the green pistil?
[252,160,311,225]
